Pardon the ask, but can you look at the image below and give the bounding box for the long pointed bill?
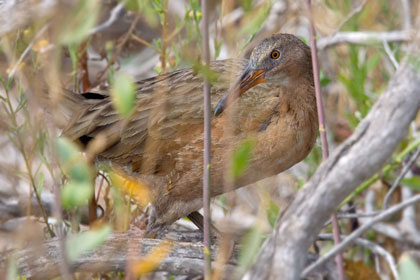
[214,65,266,116]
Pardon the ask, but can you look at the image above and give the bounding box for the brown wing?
[62,59,248,170]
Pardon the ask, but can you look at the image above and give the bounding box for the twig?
[401,186,419,233]
[383,146,420,209]
[317,30,413,50]
[131,34,160,53]
[337,212,379,219]
[201,0,212,278]
[89,2,125,35]
[383,40,399,69]
[324,210,379,227]
[302,194,420,277]
[160,0,168,72]
[51,181,73,280]
[318,234,399,280]
[1,86,55,237]
[332,0,367,35]
[7,2,124,80]
[7,24,49,78]
[91,15,140,88]
[306,1,344,280]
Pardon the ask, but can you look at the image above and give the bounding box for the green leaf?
[6,257,17,280]
[69,164,92,183]
[37,172,44,197]
[59,0,100,44]
[399,255,420,280]
[231,139,256,179]
[236,226,264,276]
[401,177,420,191]
[240,0,253,12]
[320,71,331,87]
[111,73,137,117]
[61,181,93,209]
[56,137,92,183]
[124,0,159,26]
[396,138,420,162]
[192,62,219,84]
[240,3,270,38]
[366,52,381,73]
[266,200,279,228]
[66,225,112,262]
[56,137,79,163]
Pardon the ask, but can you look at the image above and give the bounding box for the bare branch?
[383,40,400,69]
[89,2,125,35]
[332,0,367,35]
[318,30,413,50]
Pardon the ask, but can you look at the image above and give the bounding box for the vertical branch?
[52,181,73,280]
[78,41,90,92]
[161,0,168,73]
[401,0,411,31]
[201,0,212,278]
[305,1,345,280]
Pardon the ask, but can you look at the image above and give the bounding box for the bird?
[61,33,318,232]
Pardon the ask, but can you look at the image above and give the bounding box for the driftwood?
[245,36,420,279]
[0,232,236,279]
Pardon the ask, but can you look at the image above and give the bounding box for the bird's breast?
[209,86,318,194]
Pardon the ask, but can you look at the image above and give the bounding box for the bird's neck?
[286,74,316,107]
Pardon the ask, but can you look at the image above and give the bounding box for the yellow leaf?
[32,39,49,52]
[131,240,174,276]
[6,62,25,74]
[109,169,152,207]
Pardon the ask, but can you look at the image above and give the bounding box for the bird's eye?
[270,50,280,59]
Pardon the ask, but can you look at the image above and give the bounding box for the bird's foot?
[132,203,164,238]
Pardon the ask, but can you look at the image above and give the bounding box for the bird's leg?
[187,211,204,231]
[187,211,234,250]
[188,212,236,264]
[187,211,221,238]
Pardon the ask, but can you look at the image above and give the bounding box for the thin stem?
[201,0,212,278]
[306,1,344,279]
[131,34,160,53]
[160,0,168,73]
[383,146,420,209]
[8,24,49,78]
[89,2,125,35]
[3,86,55,237]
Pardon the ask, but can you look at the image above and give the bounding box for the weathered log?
[0,233,236,279]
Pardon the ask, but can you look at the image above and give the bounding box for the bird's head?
[214,33,312,116]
